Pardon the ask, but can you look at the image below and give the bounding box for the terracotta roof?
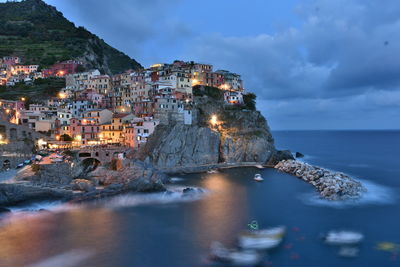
[112,113,130,118]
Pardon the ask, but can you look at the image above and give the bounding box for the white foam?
[28,249,95,267]
[299,179,397,209]
[170,177,185,183]
[7,200,64,213]
[102,186,208,209]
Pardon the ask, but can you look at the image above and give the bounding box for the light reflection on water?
[192,173,249,247]
[0,208,119,267]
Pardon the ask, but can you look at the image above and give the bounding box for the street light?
[21,97,26,101]
[210,115,218,126]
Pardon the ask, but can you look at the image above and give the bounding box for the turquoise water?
[0,130,399,266]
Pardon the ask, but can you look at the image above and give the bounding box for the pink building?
[78,89,104,105]
[69,118,100,145]
[133,99,155,117]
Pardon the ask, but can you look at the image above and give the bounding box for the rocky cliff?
[138,88,282,172]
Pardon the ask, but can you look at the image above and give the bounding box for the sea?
[0,130,399,267]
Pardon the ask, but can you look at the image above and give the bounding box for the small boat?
[238,226,286,250]
[254,174,264,182]
[16,163,24,169]
[324,231,364,245]
[207,169,219,174]
[51,158,63,163]
[210,242,262,266]
[255,164,265,169]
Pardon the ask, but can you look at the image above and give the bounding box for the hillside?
[0,0,142,74]
[0,77,65,105]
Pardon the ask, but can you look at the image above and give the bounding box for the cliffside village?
[0,56,247,150]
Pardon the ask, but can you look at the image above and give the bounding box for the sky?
[4,0,400,130]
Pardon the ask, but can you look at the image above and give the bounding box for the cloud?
[34,0,400,129]
[182,0,400,129]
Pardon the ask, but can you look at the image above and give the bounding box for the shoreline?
[0,158,367,209]
[162,162,268,175]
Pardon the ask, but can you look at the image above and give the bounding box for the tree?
[243,93,257,111]
[60,134,73,141]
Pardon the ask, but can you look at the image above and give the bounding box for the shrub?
[243,93,256,111]
[193,85,224,100]
[31,163,41,174]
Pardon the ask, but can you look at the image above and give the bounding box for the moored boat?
[324,230,364,245]
[210,242,263,266]
[254,174,264,182]
[238,226,286,250]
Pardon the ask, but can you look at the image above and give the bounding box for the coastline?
[0,157,368,210]
[162,161,267,175]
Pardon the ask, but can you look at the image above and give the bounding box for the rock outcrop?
[275,160,366,200]
[87,160,167,191]
[71,179,95,192]
[139,124,220,169]
[138,92,278,171]
[0,183,73,206]
[0,159,167,206]
[15,163,73,187]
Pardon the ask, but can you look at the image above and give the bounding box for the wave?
[7,200,65,213]
[170,177,185,183]
[101,186,208,209]
[299,179,397,209]
[28,249,95,267]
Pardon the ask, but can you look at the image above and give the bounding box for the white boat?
[210,242,262,266]
[255,164,265,169]
[207,169,219,174]
[254,174,264,182]
[324,231,364,245]
[238,226,286,250]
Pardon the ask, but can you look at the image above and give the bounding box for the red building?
[42,60,83,77]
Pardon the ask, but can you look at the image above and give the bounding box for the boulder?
[266,150,295,166]
[87,160,167,193]
[0,183,73,206]
[71,179,95,192]
[274,159,366,200]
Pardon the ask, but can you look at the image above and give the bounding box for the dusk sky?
[14,0,400,129]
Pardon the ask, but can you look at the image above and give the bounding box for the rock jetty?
[274,160,366,200]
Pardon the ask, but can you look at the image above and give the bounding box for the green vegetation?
[193,85,224,100]
[0,77,65,103]
[243,93,256,111]
[60,134,73,141]
[0,0,142,74]
[31,163,41,174]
